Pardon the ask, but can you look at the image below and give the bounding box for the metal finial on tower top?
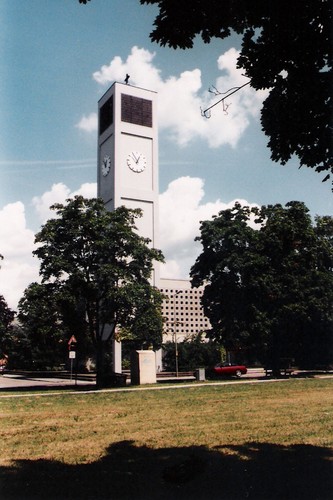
[124,74,130,84]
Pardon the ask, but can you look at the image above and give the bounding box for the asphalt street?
[0,368,274,391]
[0,373,96,391]
[0,369,331,393]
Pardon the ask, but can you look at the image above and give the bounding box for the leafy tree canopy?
[33,196,164,384]
[191,201,333,372]
[0,294,15,359]
[17,282,69,370]
[0,255,15,359]
[163,332,221,372]
[138,0,332,182]
[119,286,164,351]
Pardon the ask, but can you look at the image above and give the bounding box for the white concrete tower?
[98,82,160,286]
[97,82,160,372]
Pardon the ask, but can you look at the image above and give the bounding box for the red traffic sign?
[68,335,77,345]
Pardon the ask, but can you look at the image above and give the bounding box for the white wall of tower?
[98,83,159,284]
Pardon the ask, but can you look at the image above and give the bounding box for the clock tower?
[98,82,159,285]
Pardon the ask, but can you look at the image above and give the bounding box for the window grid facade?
[159,285,211,343]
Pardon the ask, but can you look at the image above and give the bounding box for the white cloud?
[0,202,38,310]
[76,113,98,133]
[32,182,96,223]
[158,176,258,279]
[71,182,97,199]
[93,46,162,90]
[32,183,71,223]
[1,183,97,310]
[79,46,268,149]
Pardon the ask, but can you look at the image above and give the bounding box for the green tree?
[139,0,332,183]
[191,202,333,374]
[4,324,29,370]
[120,286,164,351]
[0,254,15,362]
[17,283,70,370]
[162,333,221,372]
[12,283,94,371]
[0,295,15,360]
[33,196,164,386]
[57,290,95,366]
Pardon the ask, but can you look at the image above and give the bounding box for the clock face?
[126,151,147,173]
[101,155,111,176]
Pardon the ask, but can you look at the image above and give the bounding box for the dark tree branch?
[201,81,250,118]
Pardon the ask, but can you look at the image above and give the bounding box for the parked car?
[211,362,247,378]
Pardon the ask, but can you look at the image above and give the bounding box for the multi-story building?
[159,278,210,344]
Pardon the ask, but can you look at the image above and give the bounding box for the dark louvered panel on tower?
[99,95,113,135]
[121,94,152,127]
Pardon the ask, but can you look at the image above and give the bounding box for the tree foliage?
[140,0,333,182]
[162,333,221,372]
[119,286,164,351]
[0,295,15,359]
[191,201,333,372]
[12,282,98,371]
[33,196,164,385]
[0,255,15,361]
[18,283,63,369]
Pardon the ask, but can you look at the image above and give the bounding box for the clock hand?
[131,153,139,164]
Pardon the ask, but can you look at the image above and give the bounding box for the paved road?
[0,368,267,391]
[0,373,95,391]
[0,368,330,393]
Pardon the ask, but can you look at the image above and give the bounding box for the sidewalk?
[0,372,96,391]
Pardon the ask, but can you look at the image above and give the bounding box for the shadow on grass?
[1,441,332,500]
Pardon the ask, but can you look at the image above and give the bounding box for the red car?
[212,362,247,378]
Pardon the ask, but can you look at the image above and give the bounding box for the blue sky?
[0,0,332,308]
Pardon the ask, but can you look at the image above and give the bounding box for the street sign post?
[68,336,77,382]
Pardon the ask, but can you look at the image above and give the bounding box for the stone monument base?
[131,350,156,385]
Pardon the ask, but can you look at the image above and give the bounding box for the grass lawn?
[0,378,332,499]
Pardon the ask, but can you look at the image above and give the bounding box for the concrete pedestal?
[131,350,156,385]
